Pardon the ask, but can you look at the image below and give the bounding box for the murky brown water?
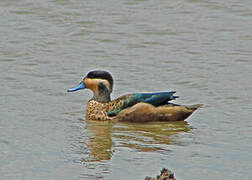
[1,0,252,179]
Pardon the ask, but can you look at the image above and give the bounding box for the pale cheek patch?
[84,78,98,93]
[84,78,111,94]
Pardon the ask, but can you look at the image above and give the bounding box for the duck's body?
[68,70,202,122]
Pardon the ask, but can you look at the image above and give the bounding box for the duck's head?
[68,70,113,102]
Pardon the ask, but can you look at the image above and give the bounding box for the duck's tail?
[185,104,203,111]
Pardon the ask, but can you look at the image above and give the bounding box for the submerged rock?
[144,168,175,180]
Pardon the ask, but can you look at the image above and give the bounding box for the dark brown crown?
[86,70,113,88]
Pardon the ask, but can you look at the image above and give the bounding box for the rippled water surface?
[1,0,252,179]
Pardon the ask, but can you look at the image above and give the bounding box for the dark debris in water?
[144,168,175,180]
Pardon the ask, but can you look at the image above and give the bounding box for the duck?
[67,70,202,122]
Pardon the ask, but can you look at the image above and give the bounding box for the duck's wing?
[107,92,178,116]
[138,92,179,106]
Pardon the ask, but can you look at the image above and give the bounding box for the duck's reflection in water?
[84,120,191,162]
[84,121,115,161]
[114,121,191,152]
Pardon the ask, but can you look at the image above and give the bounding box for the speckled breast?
[86,100,118,121]
[85,98,124,121]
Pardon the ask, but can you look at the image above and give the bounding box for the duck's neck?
[92,83,112,102]
[92,92,111,102]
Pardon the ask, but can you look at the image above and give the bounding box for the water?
[1,0,252,179]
